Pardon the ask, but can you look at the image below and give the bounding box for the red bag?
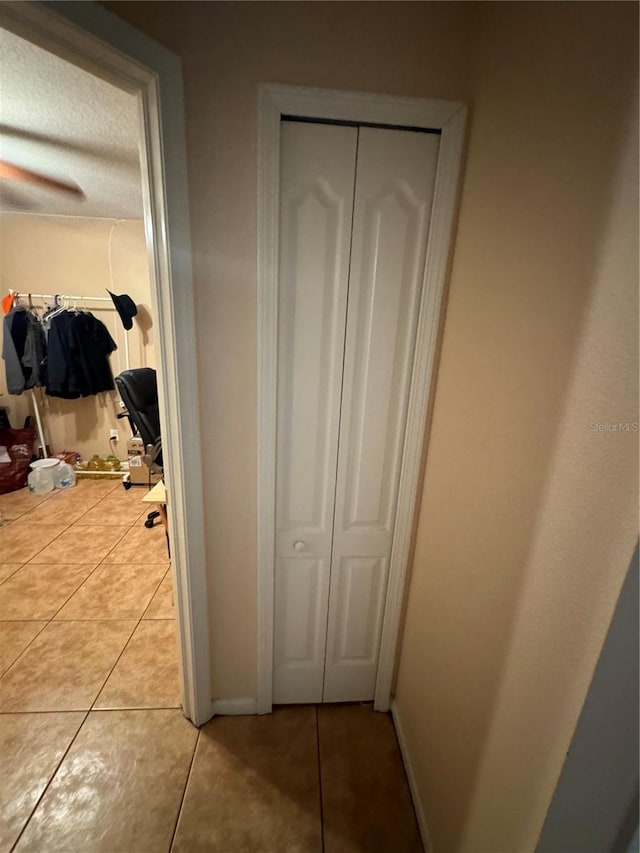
[0,427,36,495]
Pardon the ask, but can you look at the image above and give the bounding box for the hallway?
[2,703,422,852]
[0,480,422,851]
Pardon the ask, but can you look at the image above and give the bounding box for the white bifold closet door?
[274,119,439,704]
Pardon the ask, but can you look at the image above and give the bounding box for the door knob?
[293,541,306,552]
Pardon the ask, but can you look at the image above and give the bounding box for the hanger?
[42,294,58,318]
[65,295,79,315]
[27,293,40,318]
[46,294,67,321]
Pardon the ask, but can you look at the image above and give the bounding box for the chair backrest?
[114,368,161,451]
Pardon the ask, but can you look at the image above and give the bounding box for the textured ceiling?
[0,27,143,219]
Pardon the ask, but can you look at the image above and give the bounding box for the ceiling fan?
[0,159,85,209]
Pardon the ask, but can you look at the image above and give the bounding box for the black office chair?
[115,368,163,528]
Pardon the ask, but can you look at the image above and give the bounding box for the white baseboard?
[391,700,433,853]
[211,697,258,716]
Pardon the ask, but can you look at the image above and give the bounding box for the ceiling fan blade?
[0,184,40,210]
[0,160,85,199]
[0,123,134,165]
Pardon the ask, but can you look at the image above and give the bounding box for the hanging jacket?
[2,308,28,393]
[46,311,83,398]
[47,310,117,399]
[71,311,118,395]
[2,307,46,394]
[23,312,47,389]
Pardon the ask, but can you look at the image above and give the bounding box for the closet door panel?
[274,121,357,703]
[274,557,329,702]
[330,556,388,657]
[323,127,440,702]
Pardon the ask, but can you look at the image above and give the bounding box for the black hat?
[107,290,138,331]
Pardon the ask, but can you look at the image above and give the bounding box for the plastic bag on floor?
[0,427,36,494]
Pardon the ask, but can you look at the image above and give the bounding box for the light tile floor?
[0,480,423,852]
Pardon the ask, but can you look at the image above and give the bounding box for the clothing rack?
[9,291,130,457]
[11,292,112,303]
[10,290,130,370]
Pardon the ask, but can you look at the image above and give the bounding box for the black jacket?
[47,311,117,399]
[2,307,47,394]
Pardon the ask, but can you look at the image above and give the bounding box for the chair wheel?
[144,518,155,528]
[123,480,132,490]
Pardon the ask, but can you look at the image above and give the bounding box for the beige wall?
[106,0,475,700]
[0,215,154,459]
[104,2,638,850]
[393,4,638,852]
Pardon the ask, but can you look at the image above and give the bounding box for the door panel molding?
[258,83,467,714]
[323,556,389,702]
[273,121,357,703]
[322,127,440,702]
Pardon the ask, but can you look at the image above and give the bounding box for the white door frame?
[0,1,213,726]
[257,83,467,714]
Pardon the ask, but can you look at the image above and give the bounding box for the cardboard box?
[127,436,162,486]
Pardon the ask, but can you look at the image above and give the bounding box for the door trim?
[257,83,466,714]
[0,0,213,726]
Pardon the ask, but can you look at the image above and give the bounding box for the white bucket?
[29,458,60,493]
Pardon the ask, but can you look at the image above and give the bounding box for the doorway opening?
[0,2,211,726]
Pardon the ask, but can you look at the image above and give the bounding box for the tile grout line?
[0,537,109,624]
[0,620,49,679]
[89,565,169,711]
[0,703,182,715]
[0,490,172,851]
[1,616,167,623]
[0,564,25,587]
[38,484,150,605]
[0,561,105,682]
[3,484,175,849]
[88,488,170,662]
[2,509,83,563]
[316,705,326,853]
[8,709,91,853]
[2,476,120,526]
[0,490,144,686]
[45,499,162,622]
[87,486,175,700]
[88,615,143,710]
[0,552,165,675]
[168,728,201,852]
[1,479,125,565]
[0,487,57,527]
[140,565,172,620]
